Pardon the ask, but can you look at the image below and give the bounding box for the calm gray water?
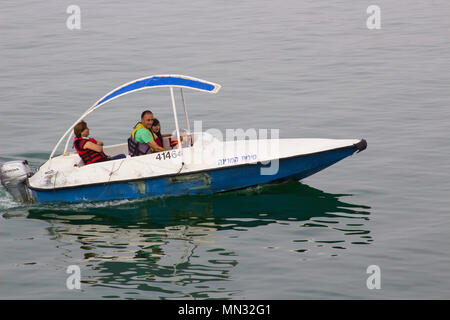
[1,0,449,299]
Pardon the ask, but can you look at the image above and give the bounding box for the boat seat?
[74,156,85,168]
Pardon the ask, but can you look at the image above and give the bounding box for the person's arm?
[96,140,104,146]
[148,140,166,152]
[84,141,104,153]
[136,128,166,152]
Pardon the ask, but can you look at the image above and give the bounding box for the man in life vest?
[128,110,166,156]
[73,121,125,165]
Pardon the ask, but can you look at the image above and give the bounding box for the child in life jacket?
[151,118,172,148]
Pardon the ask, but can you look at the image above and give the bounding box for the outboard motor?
[0,160,34,203]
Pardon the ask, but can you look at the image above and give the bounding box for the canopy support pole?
[170,87,183,155]
[50,107,97,159]
[180,88,191,133]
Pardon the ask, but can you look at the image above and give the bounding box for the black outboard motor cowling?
[0,160,34,203]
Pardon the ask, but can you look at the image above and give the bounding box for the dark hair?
[74,120,87,138]
[141,110,153,119]
[152,118,160,126]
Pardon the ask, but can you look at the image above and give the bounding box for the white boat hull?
[26,136,367,203]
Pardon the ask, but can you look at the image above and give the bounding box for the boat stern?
[0,160,35,203]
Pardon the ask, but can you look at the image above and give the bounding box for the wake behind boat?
[0,75,367,204]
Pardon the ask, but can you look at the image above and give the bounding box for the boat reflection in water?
[27,182,371,299]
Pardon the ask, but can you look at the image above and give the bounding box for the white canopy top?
[49,75,221,159]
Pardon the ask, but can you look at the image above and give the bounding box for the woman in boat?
[73,121,125,165]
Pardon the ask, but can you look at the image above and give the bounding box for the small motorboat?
[0,75,367,204]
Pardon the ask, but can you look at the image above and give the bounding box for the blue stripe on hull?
[31,147,357,203]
